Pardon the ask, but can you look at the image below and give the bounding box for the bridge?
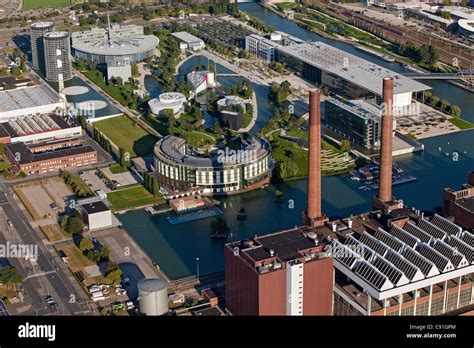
[402,70,474,81]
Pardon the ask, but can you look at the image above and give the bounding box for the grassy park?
[23,0,70,9]
[94,116,158,158]
[107,186,163,211]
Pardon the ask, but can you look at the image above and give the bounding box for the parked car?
[49,203,58,210]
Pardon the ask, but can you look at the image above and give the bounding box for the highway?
[0,185,93,315]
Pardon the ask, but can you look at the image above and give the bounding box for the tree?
[0,266,22,289]
[11,66,21,77]
[440,99,450,112]
[341,139,352,152]
[65,215,84,234]
[131,63,139,78]
[210,216,230,238]
[451,105,461,117]
[79,237,94,253]
[0,143,5,155]
[105,262,122,284]
[418,45,439,66]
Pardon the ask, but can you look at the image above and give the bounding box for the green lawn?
[107,186,163,211]
[276,2,299,10]
[94,116,158,158]
[23,0,70,9]
[109,163,128,174]
[448,117,474,130]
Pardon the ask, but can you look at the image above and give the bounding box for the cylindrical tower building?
[30,22,55,72]
[43,31,73,82]
[138,278,168,316]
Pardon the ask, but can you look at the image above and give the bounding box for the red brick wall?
[303,257,334,315]
[224,246,259,316]
[258,269,286,315]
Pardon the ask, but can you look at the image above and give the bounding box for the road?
[0,185,93,315]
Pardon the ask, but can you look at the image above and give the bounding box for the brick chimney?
[373,77,400,211]
[303,89,328,227]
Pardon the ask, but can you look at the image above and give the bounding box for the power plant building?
[225,78,474,317]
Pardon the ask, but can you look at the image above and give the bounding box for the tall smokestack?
[303,90,328,227]
[378,76,394,203]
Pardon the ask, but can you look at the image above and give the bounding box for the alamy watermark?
[0,242,38,261]
[216,147,258,164]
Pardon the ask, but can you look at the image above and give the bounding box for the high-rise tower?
[30,22,55,73]
[43,31,73,83]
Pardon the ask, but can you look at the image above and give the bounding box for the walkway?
[238,90,258,133]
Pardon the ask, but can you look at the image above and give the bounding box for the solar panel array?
[404,222,432,243]
[401,247,439,277]
[389,225,419,248]
[354,261,393,291]
[448,236,473,264]
[418,244,453,273]
[432,239,469,268]
[359,233,389,257]
[373,228,404,252]
[333,214,472,293]
[418,219,447,241]
[430,214,462,236]
[461,231,473,247]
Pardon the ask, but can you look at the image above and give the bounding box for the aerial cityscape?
[0,0,472,343]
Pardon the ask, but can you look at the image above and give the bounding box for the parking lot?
[79,169,113,193]
[101,168,139,187]
[15,184,57,219]
[41,177,73,210]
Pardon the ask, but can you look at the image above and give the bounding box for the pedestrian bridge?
[402,70,474,80]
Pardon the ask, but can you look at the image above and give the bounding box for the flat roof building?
[106,59,132,83]
[0,84,63,121]
[154,135,271,196]
[5,138,97,175]
[277,42,431,107]
[225,226,334,315]
[82,201,113,231]
[30,22,55,73]
[0,113,82,144]
[171,31,205,51]
[71,24,159,64]
[43,31,73,82]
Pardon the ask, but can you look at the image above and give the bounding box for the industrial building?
[148,92,187,117]
[171,31,205,51]
[43,31,73,82]
[5,138,97,175]
[225,77,473,316]
[71,24,159,64]
[154,135,271,196]
[0,113,82,144]
[0,84,64,121]
[277,42,430,108]
[30,22,55,73]
[443,172,474,231]
[81,201,112,231]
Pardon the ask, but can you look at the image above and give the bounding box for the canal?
[120,3,473,280]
